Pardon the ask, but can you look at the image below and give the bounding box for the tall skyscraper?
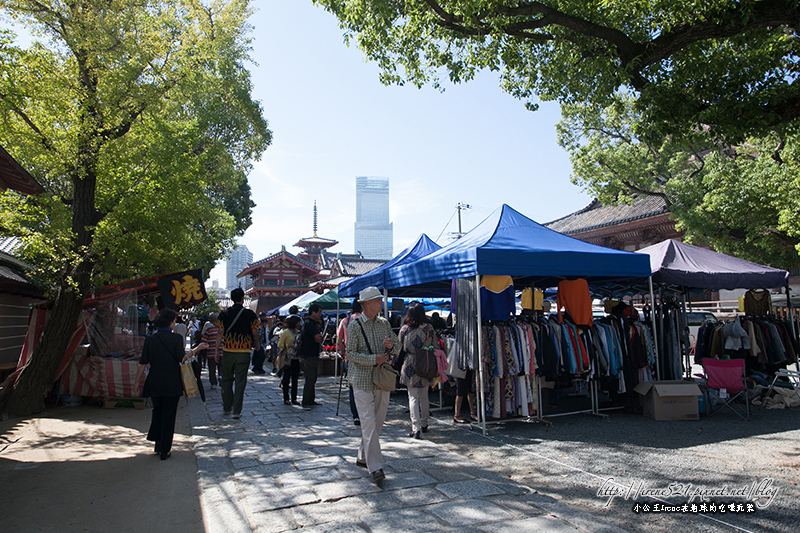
[226,244,253,290]
[354,176,393,260]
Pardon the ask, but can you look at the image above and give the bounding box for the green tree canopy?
[315,0,800,269]
[557,96,800,268]
[314,0,800,144]
[0,0,271,416]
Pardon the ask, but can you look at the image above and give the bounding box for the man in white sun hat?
[346,286,400,483]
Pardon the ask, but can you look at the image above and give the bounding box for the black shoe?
[371,469,385,483]
[356,459,367,468]
[309,401,322,406]
[291,400,301,405]
[421,426,428,433]
[284,400,291,405]
[409,430,421,439]
[354,418,361,426]
[160,451,171,460]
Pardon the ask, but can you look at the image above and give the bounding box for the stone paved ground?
[191,371,627,533]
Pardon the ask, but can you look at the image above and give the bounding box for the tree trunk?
[1,158,97,418]
[1,288,85,418]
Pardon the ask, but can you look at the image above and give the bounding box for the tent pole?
[787,282,799,373]
[680,290,690,379]
[658,284,665,380]
[648,277,660,381]
[335,297,341,377]
[475,274,487,436]
[383,288,389,319]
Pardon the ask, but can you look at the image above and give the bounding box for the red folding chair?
[701,358,750,420]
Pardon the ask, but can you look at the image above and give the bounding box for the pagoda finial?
[313,201,318,237]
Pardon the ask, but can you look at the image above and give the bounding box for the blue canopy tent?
[383,204,654,432]
[335,234,444,377]
[385,204,652,290]
[338,234,443,298]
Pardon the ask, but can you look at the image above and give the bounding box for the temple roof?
[0,145,45,195]
[239,248,319,277]
[0,238,44,298]
[293,235,339,249]
[544,196,669,235]
[317,250,364,269]
[336,257,386,277]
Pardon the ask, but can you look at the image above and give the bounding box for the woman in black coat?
[139,308,207,460]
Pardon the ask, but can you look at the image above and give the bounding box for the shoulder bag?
[154,333,198,398]
[180,361,199,399]
[358,320,398,392]
[274,332,292,370]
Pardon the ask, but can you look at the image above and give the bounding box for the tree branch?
[421,0,800,91]
[0,91,57,153]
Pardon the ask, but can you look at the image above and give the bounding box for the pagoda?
[294,201,339,267]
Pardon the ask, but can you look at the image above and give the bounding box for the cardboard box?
[104,397,145,409]
[634,380,701,421]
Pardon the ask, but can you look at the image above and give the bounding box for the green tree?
[557,96,800,268]
[313,0,800,144]
[0,0,271,417]
[314,1,800,267]
[193,290,223,320]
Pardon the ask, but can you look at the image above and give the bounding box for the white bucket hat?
[358,286,383,303]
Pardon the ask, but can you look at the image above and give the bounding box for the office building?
[226,244,253,290]
[354,176,393,260]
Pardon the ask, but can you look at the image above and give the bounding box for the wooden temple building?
[544,196,682,251]
[239,202,386,313]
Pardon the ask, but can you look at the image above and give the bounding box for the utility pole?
[455,202,471,239]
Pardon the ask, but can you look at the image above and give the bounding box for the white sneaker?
[232,413,241,419]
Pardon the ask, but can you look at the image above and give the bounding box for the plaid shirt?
[346,313,400,391]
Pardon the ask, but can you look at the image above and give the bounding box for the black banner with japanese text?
[157,269,207,309]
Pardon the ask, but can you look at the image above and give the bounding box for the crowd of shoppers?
[139,285,460,485]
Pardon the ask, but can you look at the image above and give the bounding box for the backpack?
[411,346,439,380]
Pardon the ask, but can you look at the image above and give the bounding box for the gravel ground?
[319,377,800,533]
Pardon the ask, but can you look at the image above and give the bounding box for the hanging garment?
[521,288,533,310]
[723,317,751,351]
[521,288,544,311]
[453,277,479,370]
[744,289,772,316]
[480,275,515,321]
[557,278,593,326]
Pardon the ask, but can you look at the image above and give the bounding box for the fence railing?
[687,299,800,320]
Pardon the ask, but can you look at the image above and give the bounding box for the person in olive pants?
[215,288,260,418]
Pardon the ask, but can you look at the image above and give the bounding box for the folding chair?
[701,358,750,420]
[760,368,800,410]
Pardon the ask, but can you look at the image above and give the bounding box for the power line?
[436,208,458,242]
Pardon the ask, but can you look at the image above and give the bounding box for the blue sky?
[209,1,592,286]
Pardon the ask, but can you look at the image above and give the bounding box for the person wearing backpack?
[398,303,438,439]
